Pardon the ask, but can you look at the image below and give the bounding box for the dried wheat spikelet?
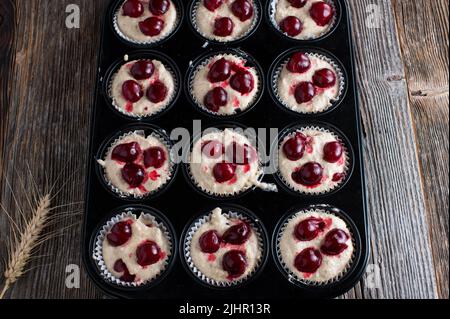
[0,165,82,299]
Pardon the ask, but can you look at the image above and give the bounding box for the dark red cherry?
[287,52,311,73]
[295,82,316,104]
[143,147,166,169]
[199,230,221,253]
[130,60,155,80]
[121,163,146,187]
[112,142,142,163]
[231,0,254,22]
[230,70,254,94]
[147,80,168,103]
[321,229,350,256]
[313,68,336,88]
[294,248,322,273]
[136,240,162,266]
[123,0,144,17]
[323,141,343,163]
[222,250,247,277]
[295,217,326,241]
[204,87,228,112]
[292,162,324,186]
[212,162,236,183]
[223,222,252,245]
[214,17,234,37]
[122,80,143,102]
[226,142,257,165]
[149,0,170,15]
[283,133,306,161]
[310,2,334,26]
[208,58,232,83]
[288,0,307,8]
[107,220,132,247]
[280,16,302,37]
[139,17,164,36]
[113,259,136,282]
[201,140,225,158]
[204,0,223,11]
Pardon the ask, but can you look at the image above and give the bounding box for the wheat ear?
[0,194,51,299]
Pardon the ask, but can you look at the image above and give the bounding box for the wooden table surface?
[0,0,448,299]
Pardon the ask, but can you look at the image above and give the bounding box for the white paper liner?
[186,129,277,198]
[98,129,176,199]
[271,51,346,115]
[108,58,179,119]
[275,207,357,286]
[190,0,260,43]
[188,52,263,117]
[268,0,338,40]
[183,209,266,288]
[93,210,174,288]
[276,125,351,196]
[112,0,182,46]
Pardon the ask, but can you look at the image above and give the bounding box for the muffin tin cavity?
[111,0,184,47]
[188,0,263,44]
[95,124,178,200]
[103,50,181,120]
[186,48,264,118]
[268,47,347,116]
[267,0,341,41]
[181,205,269,289]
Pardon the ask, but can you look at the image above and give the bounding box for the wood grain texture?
[392,0,449,299]
[342,0,439,299]
[0,0,447,299]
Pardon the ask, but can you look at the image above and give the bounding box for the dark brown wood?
[392,0,449,299]
[0,0,447,299]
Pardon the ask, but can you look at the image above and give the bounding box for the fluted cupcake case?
[83,0,369,299]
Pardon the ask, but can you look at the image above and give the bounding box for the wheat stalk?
[0,194,51,299]
[0,163,82,299]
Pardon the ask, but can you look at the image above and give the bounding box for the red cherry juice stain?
[125,102,133,113]
[208,254,216,262]
[149,170,160,181]
[138,185,148,193]
[232,96,240,108]
[160,251,167,260]
[220,81,229,88]
[228,175,238,185]
[337,157,345,166]
[324,218,333,228]
[303,272,313,279]
[243,164,251,173]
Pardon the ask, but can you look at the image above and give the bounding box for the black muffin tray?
[83,0,369,299]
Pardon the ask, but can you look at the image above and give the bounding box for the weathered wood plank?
[0,0,105,298]
[342,0,438,299]
[392,0,449,298]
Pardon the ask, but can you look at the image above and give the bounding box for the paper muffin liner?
[183,209,266,288]
[112,0,182,46]
[187,51,263,117]
[190,0,261,43]
[276,125,351,196]
[268,0,338,41]
[108,57,180,119]
[93,210,174,288]
[98,129,176,200]
[275,207,357,287]
[186,129,277,198]
[271,51,346,115]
